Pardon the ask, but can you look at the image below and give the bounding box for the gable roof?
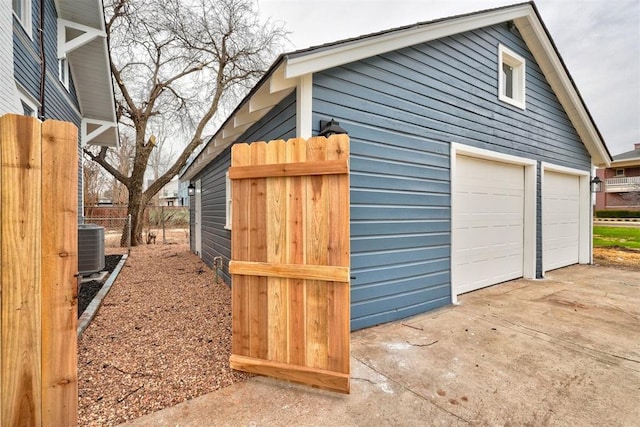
[181,1,611,181]
[55,0,119,147]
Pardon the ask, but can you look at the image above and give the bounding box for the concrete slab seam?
[350,353,472,424]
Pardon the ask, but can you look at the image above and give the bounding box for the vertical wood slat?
[41,120,78,426]
[286,138,306,367]
[1,114,43,426]
[266,140,288,362]
[249,142,268,360]
[0,115,2,425]
[230,135,350,393]
[326,136,350,374]
[231,143,251,357]
[1,115,79,425]
[305,138,329,370]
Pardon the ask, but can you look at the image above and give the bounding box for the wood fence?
[0,114,78,426]
[228,135,351,393]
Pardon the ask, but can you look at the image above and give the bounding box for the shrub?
[595,210,640,218]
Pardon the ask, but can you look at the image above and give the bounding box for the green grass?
[593,226,640,250]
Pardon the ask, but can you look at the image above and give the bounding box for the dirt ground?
[593,246,640,270]
[78,233,250,426]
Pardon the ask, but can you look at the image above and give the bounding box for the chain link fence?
[84,206,190,253]
[83,213,131,255]
[145,206,190,244]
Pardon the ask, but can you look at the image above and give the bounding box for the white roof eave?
[55,0,119,147]
[182,2,612,180]
[513,13,611,168]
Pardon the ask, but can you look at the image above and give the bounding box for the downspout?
[37,0,46,120]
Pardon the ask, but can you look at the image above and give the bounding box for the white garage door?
[453,156,525,295]
[543,171,580,271]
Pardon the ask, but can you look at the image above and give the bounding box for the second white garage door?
[543,171,580,271]
[453,155,525,295]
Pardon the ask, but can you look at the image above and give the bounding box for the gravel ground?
[78,242,250,426]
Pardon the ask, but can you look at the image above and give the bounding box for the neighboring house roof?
[610,144,640,167]
[181,1,611,181]
[56,0,119,147]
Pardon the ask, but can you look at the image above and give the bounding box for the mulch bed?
[78,244,249,426]
[78,254,123,317]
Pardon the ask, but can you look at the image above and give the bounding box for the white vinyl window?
[225,171,232,230]
[615,168,625,177]
[498,44,526,109]
[58,58,70,90]
[12,0,32,36]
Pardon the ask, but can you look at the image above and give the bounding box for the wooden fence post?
[0,114,78,426]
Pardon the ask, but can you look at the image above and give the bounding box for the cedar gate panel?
[1,115,78,426]
[228,135,351,393]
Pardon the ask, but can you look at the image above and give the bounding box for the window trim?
[498,44,526,110]
[58,58,70,90]
[17,86,39,117]
[615,168,625,177]
[224,171,232,230]
[12,0,32,38]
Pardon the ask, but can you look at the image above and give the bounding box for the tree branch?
[84,146,130,186]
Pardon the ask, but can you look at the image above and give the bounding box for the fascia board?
[284,5,531,79]
[514,14,611,167]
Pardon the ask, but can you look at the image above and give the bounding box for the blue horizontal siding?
[193,91,296,282]
[14,0,84,222]
[351,220,450,237]
[314,21,591,330]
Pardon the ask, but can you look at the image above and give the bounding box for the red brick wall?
[596,167,640,211]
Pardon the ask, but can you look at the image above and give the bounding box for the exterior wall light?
[188,183,196,196]
[590,176,603,193]
[318,119,348,137]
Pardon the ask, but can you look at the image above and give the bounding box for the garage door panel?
[456,245,523,265]
[543,171,580,272]
[456,226,523,250]
[456,256,523,294]
[453,156,524,295]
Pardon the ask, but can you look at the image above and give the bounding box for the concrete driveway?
[123,265,640,426]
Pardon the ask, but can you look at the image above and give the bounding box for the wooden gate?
[1,114,78,425]
[229,135,350,393]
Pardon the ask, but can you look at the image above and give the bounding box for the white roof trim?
[81,118,117,146]
[54,0,119,147]
[284,5,531,79]
[181,2,611,180]
[57,18,106,58]
[513,14,610,167]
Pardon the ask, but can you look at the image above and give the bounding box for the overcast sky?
[257,0,640,157]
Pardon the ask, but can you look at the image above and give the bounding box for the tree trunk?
[124,186,146,246]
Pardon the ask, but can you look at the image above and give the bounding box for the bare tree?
[83,157,107,206]
[85,0,286,245]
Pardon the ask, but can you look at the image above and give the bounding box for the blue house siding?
[313,22,590,330]
[192,91,296,283]
[14,0,84,221]
[199,147,231,280]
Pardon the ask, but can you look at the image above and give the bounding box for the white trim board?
[285,5,532,79]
